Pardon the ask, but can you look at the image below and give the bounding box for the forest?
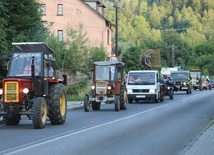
[102,0,214,76]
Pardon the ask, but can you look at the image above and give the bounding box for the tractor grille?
[4,82,19,102]
[96,81,108,94]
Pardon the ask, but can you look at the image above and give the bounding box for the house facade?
[39,0,113,55]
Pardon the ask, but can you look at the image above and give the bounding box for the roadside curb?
[67,101,83,110]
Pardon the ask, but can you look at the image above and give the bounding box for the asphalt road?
[0,89,214,155]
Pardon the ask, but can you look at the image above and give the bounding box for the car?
[170,70,192,94]
[209,79,214,88]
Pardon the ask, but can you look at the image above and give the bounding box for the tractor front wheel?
[120,86,127,110]
[84,95,90,112]
[114,95,120,111]
[3,114,20,126]
[48,83,67,125]
[32,97,47,129]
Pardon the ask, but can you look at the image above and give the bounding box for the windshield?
[95,65,116,81]
[171,72,189,80]
[190,72,201,78]
[7,52,42,77]
[127,72,156,85]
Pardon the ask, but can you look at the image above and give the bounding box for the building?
[39,0,113,55]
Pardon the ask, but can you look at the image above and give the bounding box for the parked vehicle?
[170,70,192,94]
[126,70,164,103]
[0,42,67,129]
[84,60,127,112]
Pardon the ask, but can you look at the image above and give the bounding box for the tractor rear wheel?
[48,83,67,125]
[32,97,47,129]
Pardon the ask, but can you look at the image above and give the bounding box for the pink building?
[39,0,113,55]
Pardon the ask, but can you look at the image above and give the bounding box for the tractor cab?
[8,42,56,78]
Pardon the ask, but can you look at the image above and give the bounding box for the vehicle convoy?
[0,42,67,129]
[170,70,192,94]
[189,69,202,90]
[84,60,127,112]
[126,70,164,103]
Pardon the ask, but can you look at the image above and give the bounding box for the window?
[58,30,63,41]
[57,4,63,15]
[41,4,46,15]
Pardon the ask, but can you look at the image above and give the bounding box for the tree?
[148,2,162,28]
[0,0,45,79]
[121,47,142,72]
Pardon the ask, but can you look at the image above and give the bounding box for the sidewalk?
[183,122,214,155]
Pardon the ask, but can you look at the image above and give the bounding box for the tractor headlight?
[183,82,187,86]
[0,88,2,95]
[91,85,95,90]
[107,86,111,90]
[23,88,29,94]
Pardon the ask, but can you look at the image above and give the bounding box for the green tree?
[121,47,142,72]
[0,0,45,79]
[0,1,8,53]
[148,2,161,28]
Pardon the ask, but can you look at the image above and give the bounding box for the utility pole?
[172,44,175,67]
[114,2,119,56]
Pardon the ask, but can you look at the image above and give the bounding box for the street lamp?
[113,2,119,56]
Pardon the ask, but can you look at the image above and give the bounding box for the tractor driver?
[23,57,40,75]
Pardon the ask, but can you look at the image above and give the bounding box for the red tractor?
[0,42,67,129]
[84,61,127,112]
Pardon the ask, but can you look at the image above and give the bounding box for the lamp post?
[113,2,119,56]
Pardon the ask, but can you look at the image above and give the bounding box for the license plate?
[182,87,188,89]
[136,95,145,98]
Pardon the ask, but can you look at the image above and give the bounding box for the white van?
[126,70,164,103]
